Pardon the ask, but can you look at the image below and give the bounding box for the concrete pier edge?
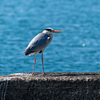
[0,72,100,100]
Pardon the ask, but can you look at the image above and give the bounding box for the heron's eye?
[45,29,52,32]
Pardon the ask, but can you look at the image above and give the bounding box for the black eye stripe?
[45,29,52,32]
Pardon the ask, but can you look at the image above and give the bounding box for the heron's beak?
[53,30,62,33]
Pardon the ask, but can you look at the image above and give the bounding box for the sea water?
[0,0,100,75]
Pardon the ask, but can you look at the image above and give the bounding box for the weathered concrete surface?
[0,72,100,100]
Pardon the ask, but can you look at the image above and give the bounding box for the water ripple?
[0,0,100,75]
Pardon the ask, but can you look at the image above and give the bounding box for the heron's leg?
[32,53,37,75]
[41,52,45,75]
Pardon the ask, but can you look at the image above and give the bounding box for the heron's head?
[42,28,62,34]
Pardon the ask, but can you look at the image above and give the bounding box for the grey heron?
[24,28,62,75]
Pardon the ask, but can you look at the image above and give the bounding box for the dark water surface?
[0,0,100,75]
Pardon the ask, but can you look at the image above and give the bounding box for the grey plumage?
[24,28,62,75]
[24,31,53,55]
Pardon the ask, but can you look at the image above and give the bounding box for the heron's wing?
[30,34,52,51]
[24,33,52,55]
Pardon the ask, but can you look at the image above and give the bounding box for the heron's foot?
[32,72,34,75]
[43,72,46,76]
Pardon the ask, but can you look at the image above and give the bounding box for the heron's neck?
[48,34,53,40]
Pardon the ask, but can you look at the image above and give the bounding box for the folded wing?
[24,33,52,55]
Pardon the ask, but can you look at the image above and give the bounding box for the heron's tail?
[24,49,29,55]
[24,47,31,55]
[24,47,35,56]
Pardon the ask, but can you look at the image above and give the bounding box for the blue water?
[0,0,100,75]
